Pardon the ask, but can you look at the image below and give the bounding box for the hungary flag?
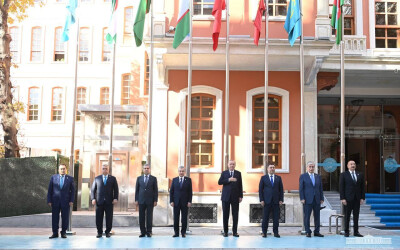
[134,0,151,47]
[173,0,190,49]
[331,0,344,45]
[106,0,118,44]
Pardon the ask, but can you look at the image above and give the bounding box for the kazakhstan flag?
[284,0,302,47]
[62,0,78,42]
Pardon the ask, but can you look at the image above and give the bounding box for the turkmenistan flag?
[106,0,118,44]
[173,0,190,49]
[134,0,151,47]
[331,0,344,45]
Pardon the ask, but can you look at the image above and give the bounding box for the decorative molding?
[317,72,339,92]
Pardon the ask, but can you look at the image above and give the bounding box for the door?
[382,137,400,193]
[96,152,129,211]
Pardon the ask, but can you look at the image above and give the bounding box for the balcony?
[329,36,367,56]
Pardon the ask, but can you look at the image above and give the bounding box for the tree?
[0,0,35,158]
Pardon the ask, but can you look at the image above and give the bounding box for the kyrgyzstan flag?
[212,0,226,51]
[254,0,265,46]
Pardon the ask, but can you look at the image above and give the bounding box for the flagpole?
[224,0,230,169]
[263,0,269,175]
[108,42,117,169]
[339,3,346,234]
[67,18,80,235]
[146,0,154,166]
[185,0,194,233]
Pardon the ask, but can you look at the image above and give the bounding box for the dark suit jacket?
[299,173,324,204]
[90,175,119,206]
[47,174,75,207]
[218,170,243,202]
[339,171,365,201]
[170,176,193,206]
[135,175,158,205]
[259,174,284,204]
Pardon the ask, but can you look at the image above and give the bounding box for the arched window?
[124,7,134,34]
[79,28,90,62]
[31,27,42,62]
[10,26,20,62]
[54,27,65,61]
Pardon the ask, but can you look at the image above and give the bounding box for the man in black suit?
[299,161,324,237]
[135,163,158,237]
[259,163,284,238]
[170,166,193,238]
[47,164,75,239]
[340,160,365,237]
[91,163,119,238]
[218,160,243,237]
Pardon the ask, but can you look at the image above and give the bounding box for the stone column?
[315,0,331,40]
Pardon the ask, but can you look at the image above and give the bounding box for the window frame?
[143,51,149,96]
[329,0,355,36]
[30,26,43,62]
[121,74,132,105]
[51,87,64,122]
[9,26,20,63]
[374,0,400,48]
[27,87,40,122]
[54,26,66,62]
[102,27,112,62]
[100,87,110,105]
[76,87,87,121]
[124,6,134,35]
[79,27,90,62]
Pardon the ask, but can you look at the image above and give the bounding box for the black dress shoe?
[146,233,152,237]
[106,233,111,238]
[96,234,102,238]
[61,234,67,238]
[314,233,324,237]
[262,233,267,238]
[274,233,280,238]
[354,232,364,237]
[306,233,311,237]
[49,234,58,239]
[172,234,179,237]
[233,233,239,237]
[139,234,146,238]
[223,232,228,237]
[344,233,349,237]
[182,234,186,238]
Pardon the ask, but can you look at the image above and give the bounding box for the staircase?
[324,191,384,227]
[366,193,400,227]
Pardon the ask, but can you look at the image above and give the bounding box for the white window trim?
[246,86,290,173]
[49,86,67,124]
[29,25,45,64]
[179,85,223,173]
[52,26,68,64]
[78,27,93,64]
[250,0,287,21]
[26,85,43,124]
[369,0,376,49]
[10,25,22,64]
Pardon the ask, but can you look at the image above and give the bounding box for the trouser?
[222,200,239,234]
[303,197,320,234]
[52,205,69,234]
[96,203,114,234]
[173,203,188,235]
[344,199,360,234]
[139,203,154,234]
[262,203,280,234]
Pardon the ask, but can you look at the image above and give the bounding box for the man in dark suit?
[47,164,75,239]
[170,166,193,238]
[299,161,324,237]
[259,163,283,238]
[218,160,243,237]
[91,163,119,238]
[340,160,365,237]
[135,163,158,237]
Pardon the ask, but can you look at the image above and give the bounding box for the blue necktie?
[311,174,315,186]
[270,175,274,187]
[145,175,148,186]
[351,172,356,183]
[60,175,64,189]
[104,176,107,185]
[179,178,183,188]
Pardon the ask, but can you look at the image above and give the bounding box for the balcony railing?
[330,35,367,55]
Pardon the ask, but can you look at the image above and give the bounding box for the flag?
[331,0,344,45]
[173,0,190,49]
[106,0,118,44]
[134,0,151,47]
[212,0,225,51]
[254,0,265,46]
[62,0,78,42]
[284,0,301,47]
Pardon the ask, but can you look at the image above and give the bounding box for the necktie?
[270,175,274,187]
[311,174,315,186]
[103,176,107,185]
[351,172,356,183]
[60,175,64,189]
[179,178,183,188]
[145,175,148,186]
[230,171,233,177]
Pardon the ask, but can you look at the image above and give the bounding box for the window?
[28,87,40,121]
[100,87,110,104]
[121,74,132,105]
[194,0,214,15]
[102,28,112,62]
[329,0,355,35]
[31,27,42,62]
[51,87,63,121]
[252,94,282,169]
[76,87,86,121]
[9,27,19,62]
[74,149,80,163]
[124,7,134,34]
[79,28,89,62]
[190,94,215,168]
[375,0,400,48]
[54,27,65,61]
[144,52,149,96]
[52,149,62,154]
[268,0,288,17]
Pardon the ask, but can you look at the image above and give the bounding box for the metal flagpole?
[67,18,80,235]
[185,0,194,233]
[224,0,230,170]
[108,42,117,169]
[340,4,346,234]
[146,0,154,166]
[263,0,269,175]
[299,0,307,235]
